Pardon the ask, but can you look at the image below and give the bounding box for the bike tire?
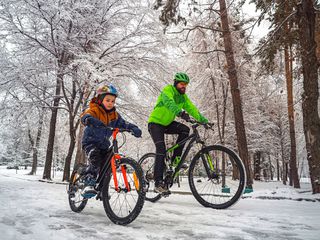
[102,157,145,225]
[188,145,246,209]
[68,166,88,213]
[138,153,162,203]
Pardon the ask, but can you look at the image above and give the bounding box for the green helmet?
[174,72,190,83]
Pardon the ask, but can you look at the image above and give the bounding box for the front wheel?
[102,157,146,225]
[189,145,246,209]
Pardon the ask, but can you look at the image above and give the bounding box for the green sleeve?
[161,86,182,116]
[183,95,208,123]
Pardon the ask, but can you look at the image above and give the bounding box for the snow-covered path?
[1,172,320,240]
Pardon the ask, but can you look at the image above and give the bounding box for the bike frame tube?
[96,128,131,192]
[166,133,198,177]
[96,151,113,191]
[166,125,213,178]
[111,154,122,191]
[167,144,180,152]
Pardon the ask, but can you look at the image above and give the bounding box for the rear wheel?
[138,153,162,203]
[68,165,88,212]
[189,145,246,209]
[102,157,145,225]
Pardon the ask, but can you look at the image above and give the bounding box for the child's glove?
[131,127,142,138]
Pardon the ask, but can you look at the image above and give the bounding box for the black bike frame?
[167,124,211,177]
[95,150,113,192]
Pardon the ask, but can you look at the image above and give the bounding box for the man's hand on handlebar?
[178,111,191,121]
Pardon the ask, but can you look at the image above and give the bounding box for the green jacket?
[148,85,208,126]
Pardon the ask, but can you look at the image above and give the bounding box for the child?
[80,84,142,195]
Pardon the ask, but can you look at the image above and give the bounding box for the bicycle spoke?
[102,158,145,224]
[189,145,246,209]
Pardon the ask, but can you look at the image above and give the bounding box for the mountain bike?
[139,118,246,209]
[68,127,146,225]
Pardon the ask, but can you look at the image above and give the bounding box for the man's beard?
[177,87,186,94]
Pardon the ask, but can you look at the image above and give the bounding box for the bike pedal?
[161,191,171,197]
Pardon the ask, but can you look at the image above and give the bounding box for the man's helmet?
[174,72,190,84]
[96,84,118,97]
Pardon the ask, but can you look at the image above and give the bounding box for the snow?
[1,166,320,240]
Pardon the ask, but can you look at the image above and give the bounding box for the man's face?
[176,82,188,94]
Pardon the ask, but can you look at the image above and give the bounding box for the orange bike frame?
[111,128,130,192]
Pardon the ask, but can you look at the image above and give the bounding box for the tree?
[252,0,320,192]
[252,0,301,188]
[296,0,320,193]
[218,0,252,188]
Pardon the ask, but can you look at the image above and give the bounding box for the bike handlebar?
[185,118,214,130]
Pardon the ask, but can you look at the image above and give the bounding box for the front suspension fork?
[111,154,130,192]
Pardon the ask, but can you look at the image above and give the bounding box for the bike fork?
[201,151,215,178]
[111,154,130,192]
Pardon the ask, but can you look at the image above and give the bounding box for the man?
[148,72,208,193]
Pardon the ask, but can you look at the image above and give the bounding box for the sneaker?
[82,186,97,198]
[81,174,97,198]
[84,174,96,186]
[154,181,170,194]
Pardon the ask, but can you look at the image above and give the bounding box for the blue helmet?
[96,84,118,97]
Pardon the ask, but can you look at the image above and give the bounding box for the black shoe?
[154,181,170,194]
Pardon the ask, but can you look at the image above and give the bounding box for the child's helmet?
[96,84,118,97]
[174,72,190,83]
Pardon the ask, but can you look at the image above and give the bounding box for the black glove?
[131,127,142,138]
[178,111,190,121]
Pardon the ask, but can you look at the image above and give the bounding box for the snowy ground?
[1,167,320,240]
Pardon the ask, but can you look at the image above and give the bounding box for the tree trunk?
[218,0,253,188]
[297,1,320,194]
[29,107,45,175]
[43,71,63,180]
[62,130,76,181]
[279,116,288,185]
[284,45,300,188]
[268,154,274,181]
[315,12,320,63]
[276,153,280,181]
[74,80,91,169]
[254,151,261,181]
[74,124,86,168]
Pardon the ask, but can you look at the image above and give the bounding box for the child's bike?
[68,127,146,225]
[139,118,246,209]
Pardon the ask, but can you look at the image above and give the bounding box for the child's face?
[102,94,116,110]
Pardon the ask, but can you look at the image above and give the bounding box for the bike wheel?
[102,157,145,225]
[189,145,246,209]
[68,166,88,212]
[138,153,162,203]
